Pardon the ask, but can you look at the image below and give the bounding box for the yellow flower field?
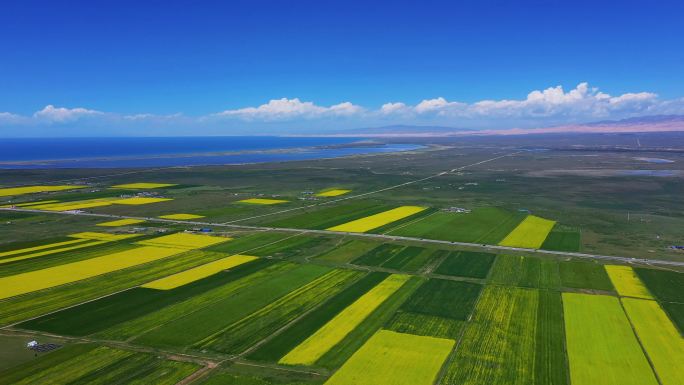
[605,265,653,299]
[280,274,411,365]
[0,185,85,197]
[142,254,258,290]
[31,198,119,211]
[0,246,186,300]
[0,240,108,265]
[327,206,427,233]
[324,330,454,385]
[137,232,230,249]
[69,232,140,241]
[0,238,89,258]
[96,218,146,227]
[563,293,659,385]
[0,199,60,208]
[111,183,177,189]
[498,215,556,249]
[158,213,205,220]
[111,197,173,205]
[316,189,351,197]
[237,198,289,205]
[621,298,684,385]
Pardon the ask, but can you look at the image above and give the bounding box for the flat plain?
[1,140,684,384]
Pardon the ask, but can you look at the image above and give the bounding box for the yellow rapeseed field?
[280,274,411,365]
[111,183,177,189]
[0,185,85,197]
[137,232,230,249]
[498,215,556,249]
[0,240,108,265]
[96,218,146,227]
[605,265,653,299]
[110,197,173,205]
[0,246,185,300]
[0,238,89,258]
[69,232,140,241]
[324,330,455,385]
[621,298,684,385]
[0,199,60,208]
[327,206,427,233]
[31,198,119,211]
[316,189,351,197]
[158,213,205,220]
[237,198,289,205]
[142,254,258,290]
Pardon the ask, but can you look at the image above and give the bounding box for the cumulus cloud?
[3,83,684,135]
[33,105,104,122]
[212,98,364,120]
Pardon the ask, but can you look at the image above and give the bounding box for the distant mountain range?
[340,115,684,137]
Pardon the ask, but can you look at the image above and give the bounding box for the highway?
[4,207,684,269]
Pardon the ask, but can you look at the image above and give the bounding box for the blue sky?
[1,0,683,136]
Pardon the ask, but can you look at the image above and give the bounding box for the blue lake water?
[0,137,422,169]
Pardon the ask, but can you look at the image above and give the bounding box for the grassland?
[324,330,454,385]
[605,265,653,299]
[498,215,556,249]
[280,274,411,366]
[434,251,495,278]
[562,293,658,385]
[442,286,539,385]
[327,206,426,233]
[621,298,684,385]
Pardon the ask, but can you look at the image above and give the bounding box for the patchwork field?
[238,198,289,205]
[327,206,426,233]
[324,330,454,385]
[390,207,526,243]
[96,218,145,226]
[316,189,351,197]
[0,185,85,197]
[158,213,205,219]
[279,274,410,366]
[498,215,556,249]
[605,265,653,299]
[563,293,658,385]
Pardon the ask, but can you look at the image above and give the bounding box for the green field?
[0,345,199,385]
[434,251,495,279]
[489,255,560,289]
[442,286,539,385]
[390,207,526,243]
[559,260,614,291]
[563,293,658,385]
[540,225,581,251]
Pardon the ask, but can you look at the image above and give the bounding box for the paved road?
[4,207,684,268]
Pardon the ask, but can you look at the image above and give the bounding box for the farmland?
[1,142,684,384]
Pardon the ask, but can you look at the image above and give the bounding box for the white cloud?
[213,98,364,121]
[0,112,27,125]
[33,105,104,122]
